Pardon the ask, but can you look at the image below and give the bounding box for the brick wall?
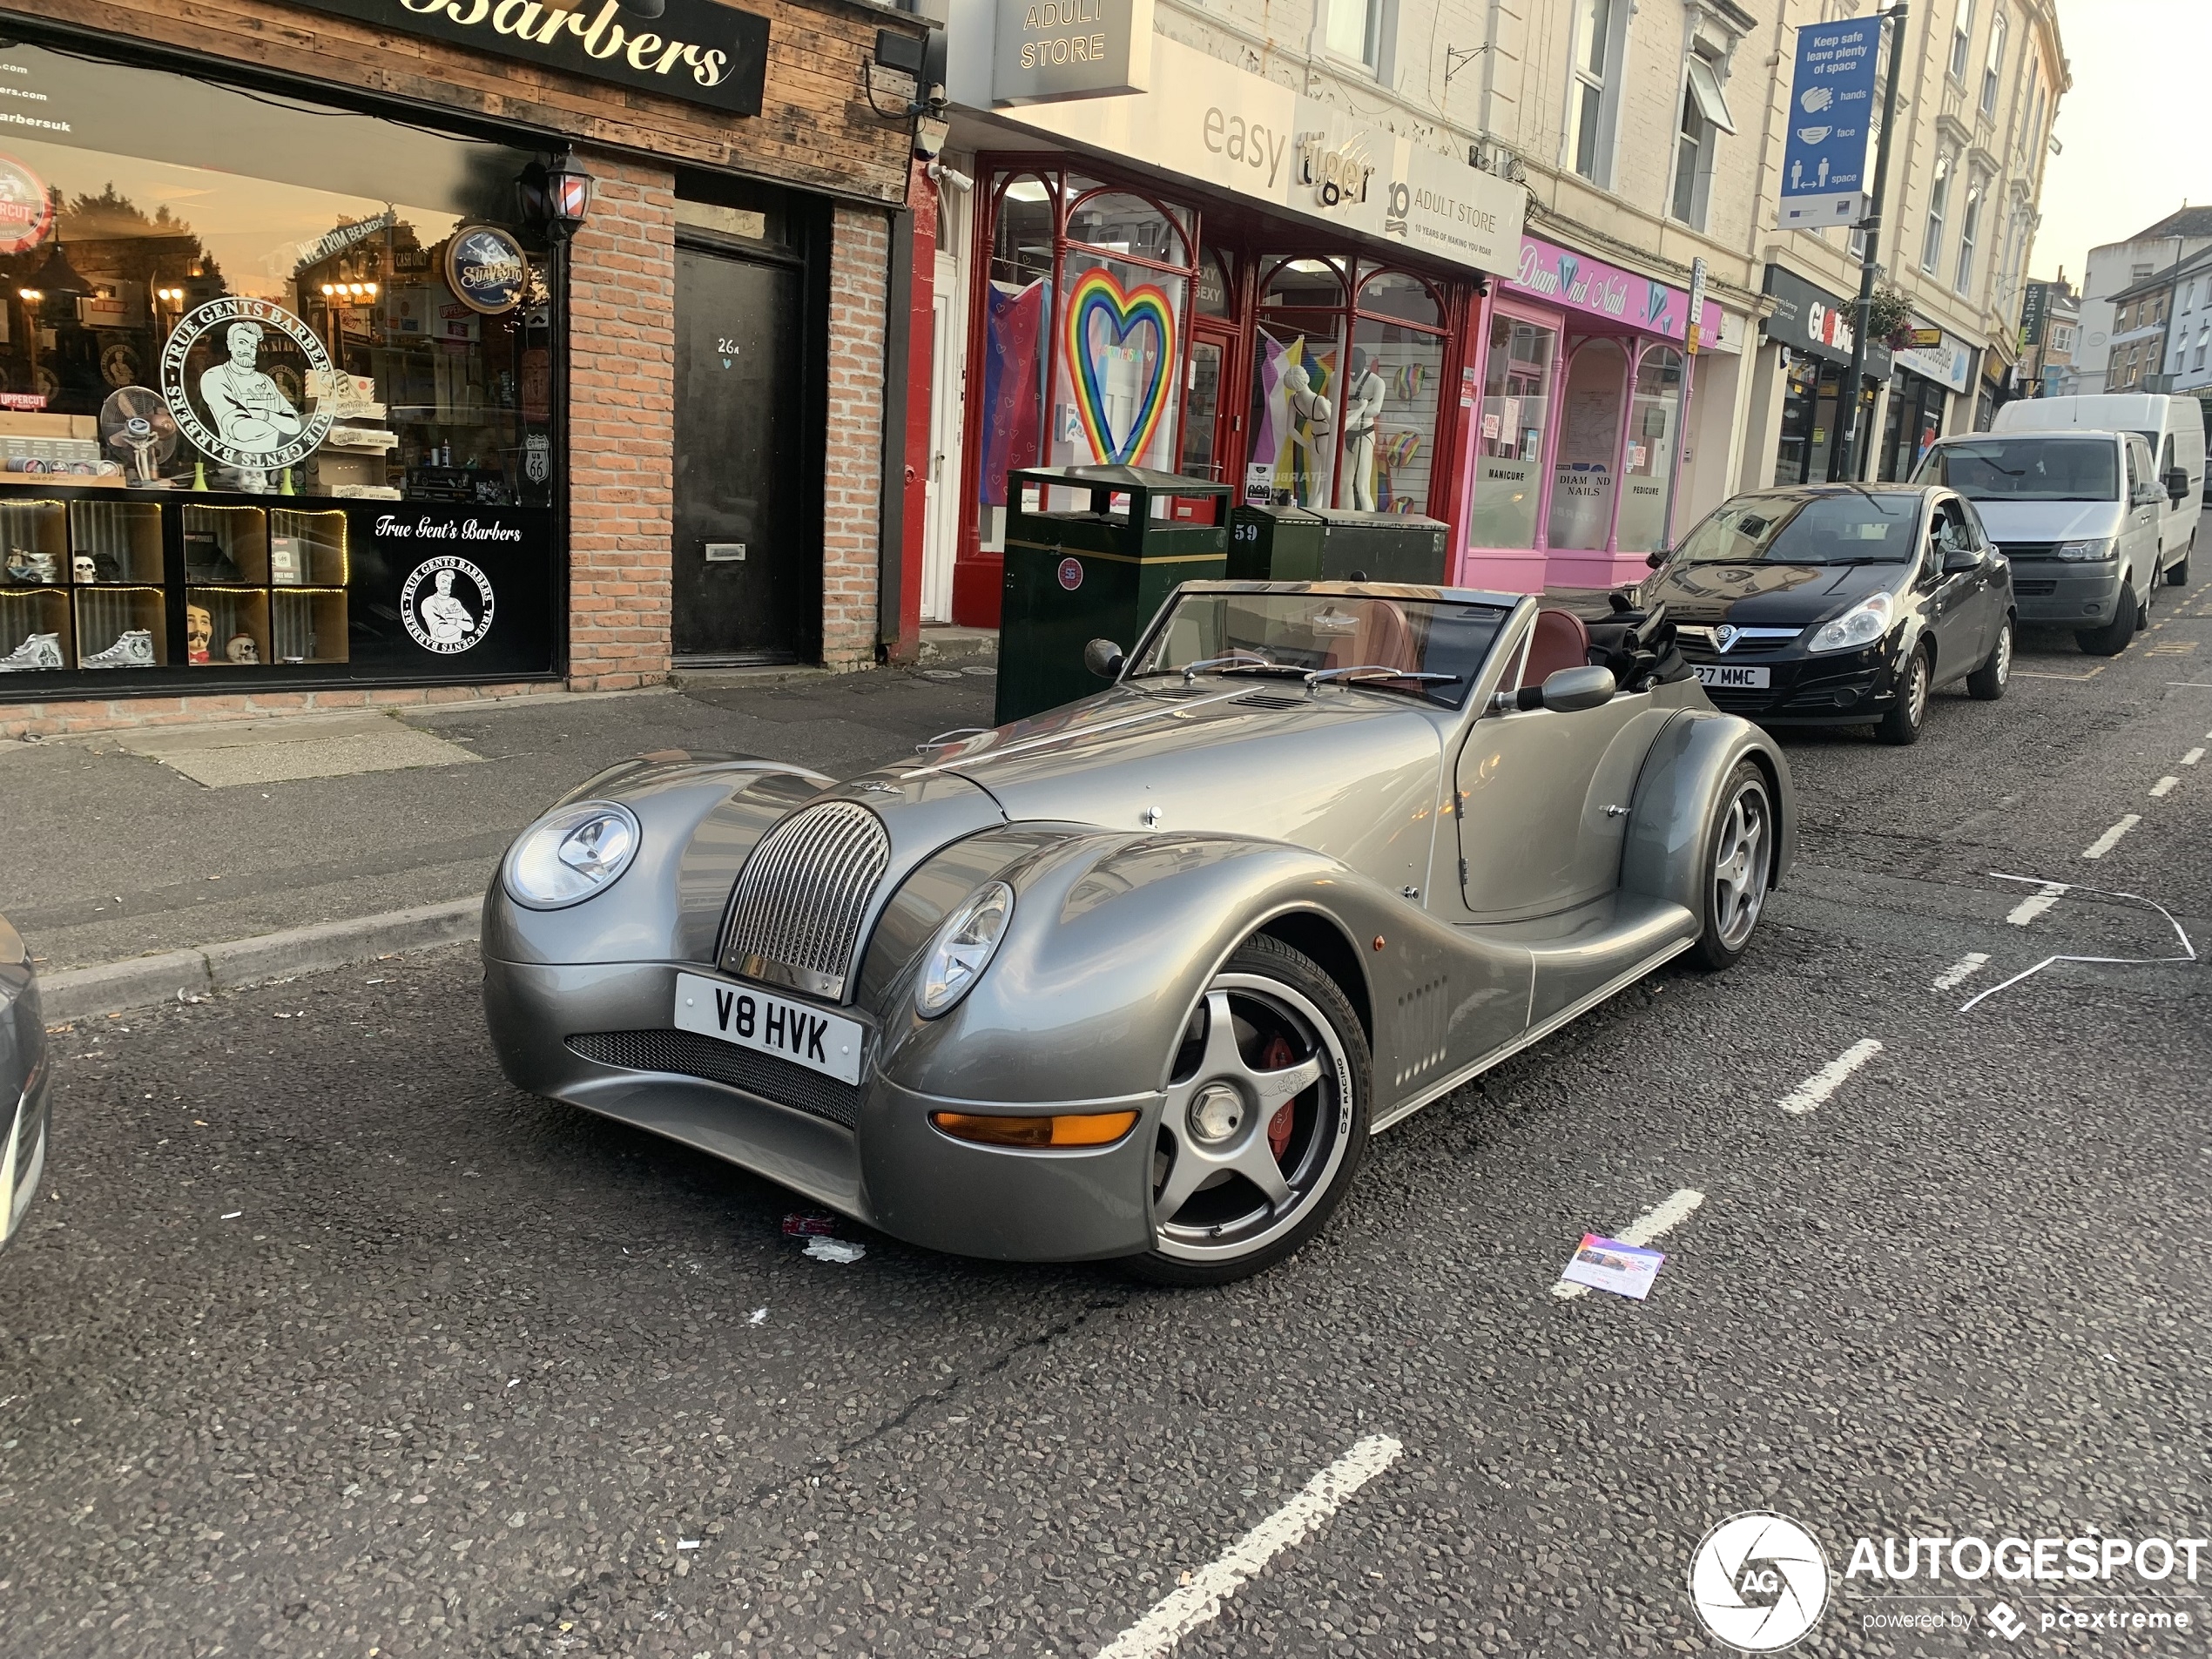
[566,154,678,692]
[822,205,893,672]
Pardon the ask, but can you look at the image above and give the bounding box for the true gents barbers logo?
[290,0,770,118]
[159,298,335,475]
[1688,1511,2205,1652]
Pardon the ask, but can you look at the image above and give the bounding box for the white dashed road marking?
[1552,1189,1705,1301]
[2006,882,2068,926]
[1778,1039,1885,1116]
[1932,953,1991,992]
[2183,748,2205,766]
[2151,777,2181,798]
[2081,816,2141,860]
[1096,1435,1404,1659]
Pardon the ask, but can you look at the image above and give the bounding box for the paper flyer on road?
[1559,1236,1668,1300]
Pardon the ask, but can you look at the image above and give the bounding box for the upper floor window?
[1980,10,2006,117]
[1569,0,1622,184]
[1671,51,1735,228]
[1325,0,1384,71]
[1949,0,1974,80]
[1955,176,1985,293]
[1923,152,1952,273]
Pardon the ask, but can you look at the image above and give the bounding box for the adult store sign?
[994,0,1153,105]
[1001,36,1522,277]
[291,0,771,118]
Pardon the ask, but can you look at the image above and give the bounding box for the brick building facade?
[0,0,921,735]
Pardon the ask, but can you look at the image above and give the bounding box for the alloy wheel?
[1152,973,1352,1264]
[1710,777,1772,953]
[1992,622,2012,686]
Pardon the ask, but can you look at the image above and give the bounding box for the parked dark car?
[0,911,50,1252]
[1642,484,2015,745]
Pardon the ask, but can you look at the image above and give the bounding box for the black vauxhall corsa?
[1641,484,2016,745]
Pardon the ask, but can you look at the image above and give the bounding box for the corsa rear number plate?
[673,973,865,1086]
[1695,664,1770,689]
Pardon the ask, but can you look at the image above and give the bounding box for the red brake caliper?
[1261,1034,1298,1161]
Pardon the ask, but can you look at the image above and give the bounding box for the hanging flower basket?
[1865,286,1915,351]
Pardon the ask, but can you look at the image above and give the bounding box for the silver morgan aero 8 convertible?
[482,583,1793,1283]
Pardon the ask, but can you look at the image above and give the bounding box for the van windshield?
[1917,438,2119,502]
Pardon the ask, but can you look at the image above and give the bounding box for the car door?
[1946,493,2003,662]
[1922,496,1986,680]
[2121,435,2161,592]
[1455,688,1668,923]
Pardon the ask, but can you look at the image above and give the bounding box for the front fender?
[1621,711,1795,916]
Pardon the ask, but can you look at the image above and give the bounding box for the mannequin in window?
[1283,361,1332,507]
[1343,348,1387,510]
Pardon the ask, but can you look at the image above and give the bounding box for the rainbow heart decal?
[1064,267,1176,466]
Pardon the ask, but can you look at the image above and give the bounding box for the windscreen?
[1916,438,2121,502]
[1668,492,1921,566]
[1126,591,1512,707]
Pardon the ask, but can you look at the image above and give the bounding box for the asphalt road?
[3,593,2209,1658]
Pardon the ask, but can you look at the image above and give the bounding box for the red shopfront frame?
[951,156,1482,627]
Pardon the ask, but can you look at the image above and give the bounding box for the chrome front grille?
[721,800,891,1000]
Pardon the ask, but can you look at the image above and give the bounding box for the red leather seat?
[1518,608,1591,690]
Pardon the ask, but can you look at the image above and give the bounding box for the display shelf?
[0,586,71,669]
[75,586,166,668]
[0,499,69,586]
[181,502,270,585]
[188,586,270,667]
[71,499,165,584]
[271,588,347,664]
[270,509,349,587]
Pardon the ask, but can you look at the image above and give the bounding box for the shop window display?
[1249,260,1345,509]
[1549,339,1629,551]
[0,44,557,686]
[1467,313,1557,550]
[975,175,1055,553]
[1615,347,1683,554]
[1346,270,1447,514]
[1049,191,1187,487]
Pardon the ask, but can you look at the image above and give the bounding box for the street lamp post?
[1845,3,1912,483]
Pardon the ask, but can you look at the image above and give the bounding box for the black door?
[673,242,807,662]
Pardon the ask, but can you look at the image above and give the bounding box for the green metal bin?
[995,465,1231,725]
[1224,505,1450,584]
[1225,504,1327,580]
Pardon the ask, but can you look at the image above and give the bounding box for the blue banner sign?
[1780,19,1880,229]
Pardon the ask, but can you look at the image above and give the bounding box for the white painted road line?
[1932,952,1991,992]
[2006,882,2068,926]
[2183,748,2205,766]
[2151,776,2181,798]
[1778,1038,1885,1116]
[1552,1188,1706,1300]
[2080,815,2141,860]
[1096,1435,1404,1659]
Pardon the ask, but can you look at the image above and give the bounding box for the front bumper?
[483,957,1157,1263]
[1676,640,1899,725]
[2004,562,2125,624]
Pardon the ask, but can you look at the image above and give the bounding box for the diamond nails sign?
[293,0,771,118]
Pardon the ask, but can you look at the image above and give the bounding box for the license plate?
[1695,664,1771,690]
[673,973,865,1086]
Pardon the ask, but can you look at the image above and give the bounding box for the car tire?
[2076,592,2135,656]
[1686,759,1775,972]
[1966,614,2013,701]
[1874,644,1931,745]
[1124,933,1371,1286]
[2168,555,2189,588]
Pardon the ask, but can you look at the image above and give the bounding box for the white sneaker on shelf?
[81,629,156,669]
[0,631,64,671]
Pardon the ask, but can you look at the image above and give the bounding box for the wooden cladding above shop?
[291,0,771,118]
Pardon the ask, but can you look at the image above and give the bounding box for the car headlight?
[1807,591,1896,654]
[503,801,642,909]
[2055,537,2117,562]
[916,882,1015,1018]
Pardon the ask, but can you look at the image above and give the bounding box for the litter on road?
[781,1213,838,1238]
[1554,1188,1703,1300]
[1960,873,2198,1012]
[747,1306,769,1325]
[1557,1236,1667,1300]
[803,1238,866,1264]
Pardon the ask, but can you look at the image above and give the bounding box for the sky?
[2031,0,2212,283]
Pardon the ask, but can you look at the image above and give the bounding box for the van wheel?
[2168,556,2189,587]
[2077,593,2135,656]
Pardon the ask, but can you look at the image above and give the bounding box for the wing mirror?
[1941,543,1981,573]
[1540,664,1617,713]
[2168,467,2191,506]
[1082,638,1125,680]
[1644,548,1669,570]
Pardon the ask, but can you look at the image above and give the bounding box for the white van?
[1993,394,2205,583]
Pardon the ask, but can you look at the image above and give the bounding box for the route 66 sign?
[523,431,550,485]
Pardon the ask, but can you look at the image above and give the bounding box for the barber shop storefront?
[0,0,917,718]
[1460,235,1718,594]
[944,36,1524,625]
[1762,264,1890,489]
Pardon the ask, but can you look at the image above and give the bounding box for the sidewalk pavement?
[0,660,999,983]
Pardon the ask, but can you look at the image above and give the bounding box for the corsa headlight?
[2055,537,2118,562]
[917,882,1014,1018]
[503,801,642,909]
[1807,591,1896,654]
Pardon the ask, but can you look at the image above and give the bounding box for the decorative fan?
[98,387,179,487]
